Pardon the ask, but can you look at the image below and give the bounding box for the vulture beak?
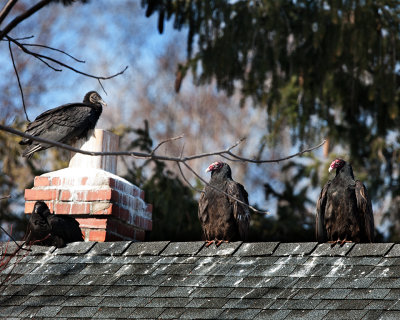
[99,98,107,107]
[328,166,333,173]
[205,167,211,173]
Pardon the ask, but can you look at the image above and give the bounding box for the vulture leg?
[215,240,229,247]
[339,239,353,247]
[328,240,340,248]
[205,240,215,247]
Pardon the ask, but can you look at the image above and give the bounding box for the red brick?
[51,177,61,186]
[76,218,107,229]
[25,189,57,201]
[118,208,130,221]
[135,229,145,241]
[89,230,106,241]
[146,204,153,213]
[111,189,120,202]
[107,219,118,233]
[140,190,145,200]
[86,189,112,201]
[59,190,72,201]
[106,232,123,241]
[145,219,152,231]
[55,202,90,215]
[116,222,134,238]
[109,178,116,189]
[34,177,50,187]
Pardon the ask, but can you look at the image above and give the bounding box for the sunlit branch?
[0,0,52,40]
[0,0,18,25]
[0,124,325,164]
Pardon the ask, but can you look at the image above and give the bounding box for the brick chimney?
[24,129,152,242]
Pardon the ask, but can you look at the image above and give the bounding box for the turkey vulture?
[316,158,374,245]
[198,161,250,246]
[19,91,106,158]
[24,201,83,248]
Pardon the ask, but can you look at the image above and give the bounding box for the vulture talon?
[205,240,214,247]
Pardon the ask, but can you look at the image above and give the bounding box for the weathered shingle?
[2,241,400,319]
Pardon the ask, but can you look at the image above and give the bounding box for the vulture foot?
[328,239,353,248]
[204,240,229,247]
[215,240,229,247]
[205,240,215,247]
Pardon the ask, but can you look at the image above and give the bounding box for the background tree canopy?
[141,0,400,240]
[0,0,399,241]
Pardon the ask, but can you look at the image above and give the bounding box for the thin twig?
[151,134,184,156]
[8,41,30,122]
[227,139,327,164]
[176,161,203,193]
[0,225,29,251]
[21,43,85,63]
[182,161,269,215]
[7,36,128,80]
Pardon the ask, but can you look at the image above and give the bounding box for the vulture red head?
[328,158,346,173]
[205,161,224,173]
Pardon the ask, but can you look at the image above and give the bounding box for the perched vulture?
[316,158,374,245]
[19,91,106,158]
[198,161,250,246]
[24,201,83,248]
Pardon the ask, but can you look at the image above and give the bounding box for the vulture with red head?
[198,161,250,246]
[316,159,374,245]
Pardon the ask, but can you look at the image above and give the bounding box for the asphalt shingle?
[2,240,400,319]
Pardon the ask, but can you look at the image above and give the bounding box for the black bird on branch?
[198,162,250,247]
[19,91,106,158]
[24,201,83,248]
[316,158,374,245]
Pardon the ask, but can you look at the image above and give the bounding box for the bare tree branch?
[21,43,86,63]
[176,161,203,193]
[7,36,128,80]
[227,139,327,164]
[151,134,184,156]
[8,40,30,122]
[0,0,18,25]
[0,124,326,163]
[0,0,52,40]
[0,123,326,218]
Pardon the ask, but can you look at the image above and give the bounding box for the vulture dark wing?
[34,103,91,121]
[355,180,374,242]
[316,180,330,243]
[47,215,83,240]
[227,180,250,241]
[198,192,208,225]
[24,104,95,136]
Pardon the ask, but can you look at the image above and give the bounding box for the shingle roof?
[1,241,400,319]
